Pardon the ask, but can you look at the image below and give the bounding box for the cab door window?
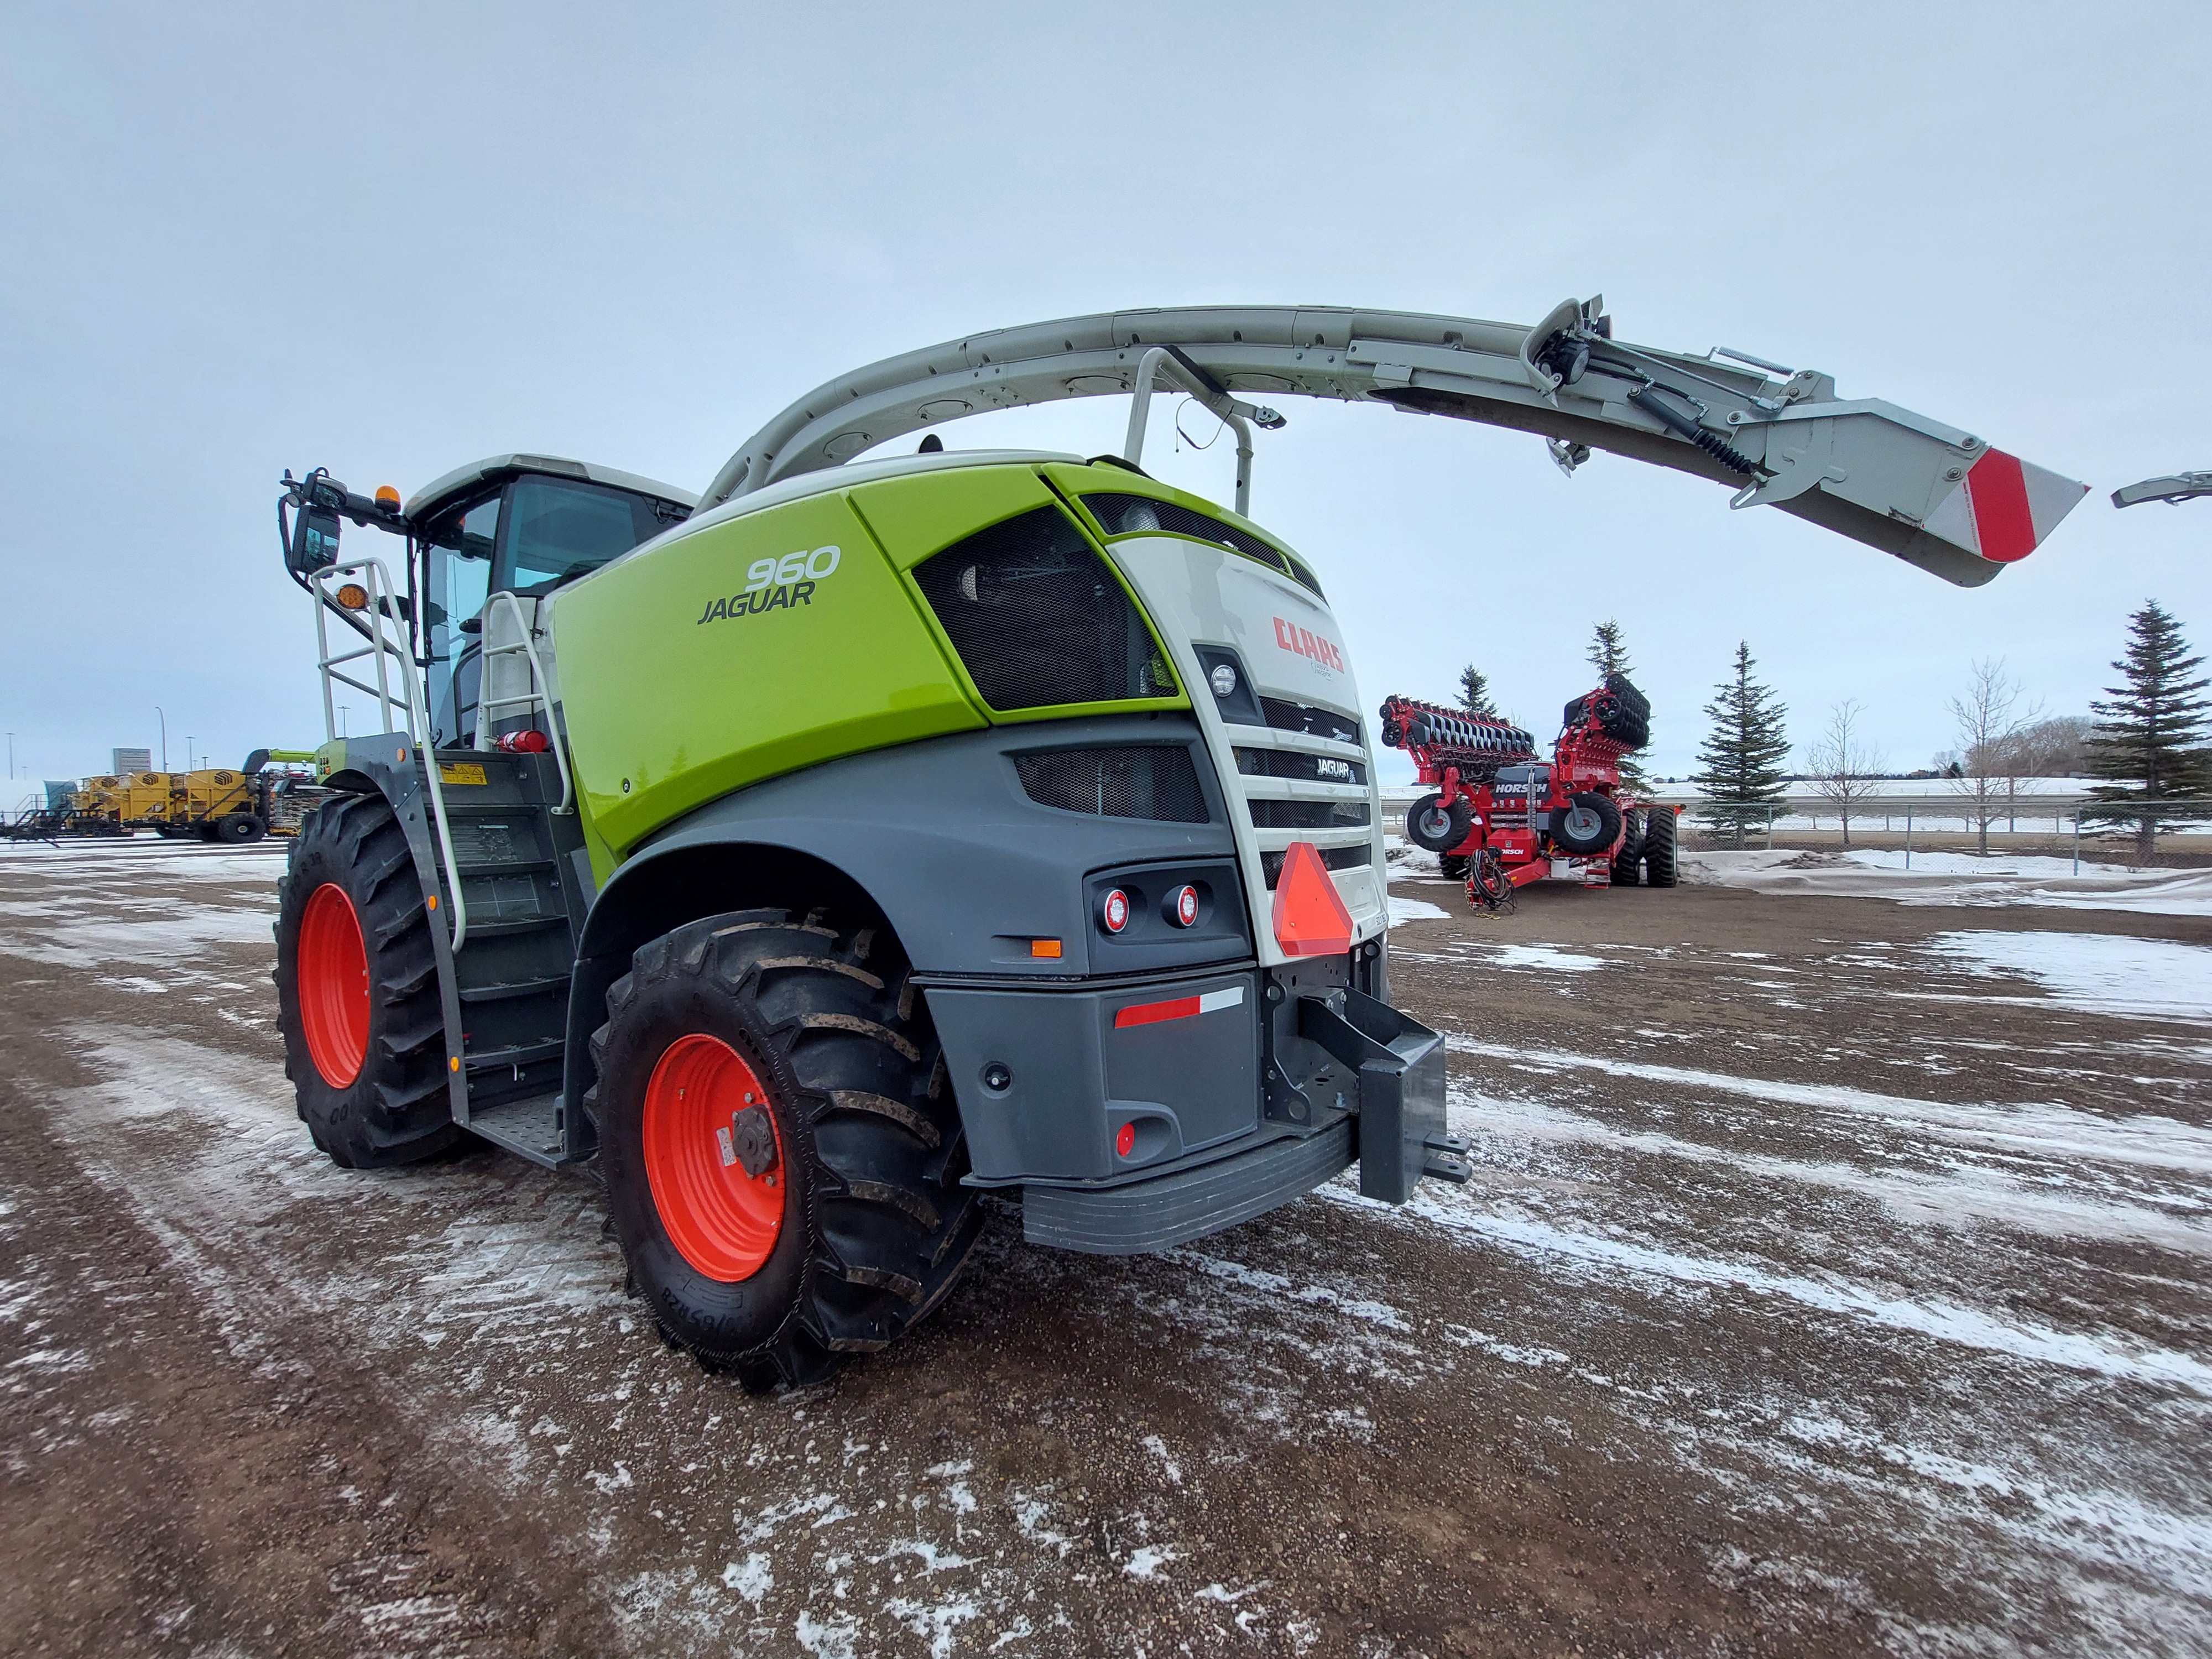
[423,493,499,746]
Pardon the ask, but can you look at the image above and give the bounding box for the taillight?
[1100,888,1130,933]
[1168,884,1199,927]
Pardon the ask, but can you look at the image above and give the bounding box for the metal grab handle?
[1121,346,1262,519]
[474,591,575,814]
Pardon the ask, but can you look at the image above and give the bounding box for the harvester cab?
[272,298,2087,1389]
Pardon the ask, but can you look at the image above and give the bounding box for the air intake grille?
[1248,798,1371,830]
[913,508,1176,711]
[1261,697,1360,747]
[1083,492,1325,598]
[1234,747,1367,787]
[1013,745,1208,823]
[1259,842,1372,889]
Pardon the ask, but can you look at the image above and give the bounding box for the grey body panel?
[701,302,2086,587]
[577,715,1244,979]
[928,967,1261,1184]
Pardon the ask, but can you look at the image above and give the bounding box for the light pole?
[5,732,12,782]
[186,736,195,774]
[155,705,167,772]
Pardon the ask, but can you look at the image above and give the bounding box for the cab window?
[422,494,498,745]
[499,477,664,597]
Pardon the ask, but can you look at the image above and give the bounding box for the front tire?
[590,909,983,1390]
[274,793,460,1168]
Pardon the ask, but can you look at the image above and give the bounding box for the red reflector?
[1271,841,1354,958]
[1117,994,1201,1029]
[1115,1121,1136,1157]
[1100,888,1130,933]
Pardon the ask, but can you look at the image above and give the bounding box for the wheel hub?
[643,1034,787,1282]
[298,882,370,1088]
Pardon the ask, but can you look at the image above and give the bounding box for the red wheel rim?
[298,882,370,1087]
[642,1034,787,1282]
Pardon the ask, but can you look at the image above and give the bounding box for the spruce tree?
[1692,642,1790,849]
[1586,620,1651,791]
[2083,600,2212,859]
[1587,620,1632,680]
[1457,665,1496,714]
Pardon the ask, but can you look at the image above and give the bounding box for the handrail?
[309,557,470,953]
[1121,346,1261,517]
[475,591,575,813]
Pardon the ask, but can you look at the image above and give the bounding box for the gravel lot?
[3,839,2208,1657]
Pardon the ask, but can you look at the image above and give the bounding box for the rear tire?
[274,793,460,1168]
[589,909,983,1391]
[1406,793,1475,853]
[1644,807,1679,888]
[218,811,266,844]
[1438,854,1470,881]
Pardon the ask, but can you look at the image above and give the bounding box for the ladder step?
[458,914,567,938]
[468,1092,566,1167]
[458,975,572,1006]
[457,857,556,877]
[465,1037,565,1071]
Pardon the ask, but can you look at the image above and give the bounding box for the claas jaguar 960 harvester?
[273,298,2084,1387]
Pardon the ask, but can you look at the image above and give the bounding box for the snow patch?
[1923,931,2212,1022]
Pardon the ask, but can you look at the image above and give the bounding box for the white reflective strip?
[1197,985,1246,1014]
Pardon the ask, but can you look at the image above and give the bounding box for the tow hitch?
[1297,988,1469,1202]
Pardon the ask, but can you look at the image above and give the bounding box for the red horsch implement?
[1379,674,1678,910]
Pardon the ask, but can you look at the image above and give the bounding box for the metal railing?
[474,591,574,814]
[310,557,471,951]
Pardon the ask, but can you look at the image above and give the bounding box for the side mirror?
[288,500,342,577]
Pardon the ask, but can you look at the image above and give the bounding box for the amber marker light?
[1030,938,1063,959]
[335,582,369,610]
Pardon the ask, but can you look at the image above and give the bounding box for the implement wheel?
[589,908,984,1391]
[1644,807,1679,888]
[1611,810,1645,888]
[1406,792,1475,853]
[1550,791,1624,856]
[274,793,459,1167]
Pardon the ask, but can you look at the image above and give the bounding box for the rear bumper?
[1023,1121,1355,1254]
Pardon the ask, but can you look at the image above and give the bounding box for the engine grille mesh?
[914,508,1176,711]
[1012,745,1208,824]
[1260,697,1360,747]
[1248,798,1371,830]
[1259,842,1371,889]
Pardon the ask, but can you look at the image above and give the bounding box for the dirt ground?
[2,841,2208,1658]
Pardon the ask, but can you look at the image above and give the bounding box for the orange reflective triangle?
[1271,839,1355,957]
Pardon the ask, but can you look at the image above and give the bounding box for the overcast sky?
[4,3,2208,792]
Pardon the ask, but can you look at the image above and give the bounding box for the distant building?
[112,748,152,774]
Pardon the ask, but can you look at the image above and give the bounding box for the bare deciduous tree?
[1947,658,2039,854]
[1805,700,1885,847]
